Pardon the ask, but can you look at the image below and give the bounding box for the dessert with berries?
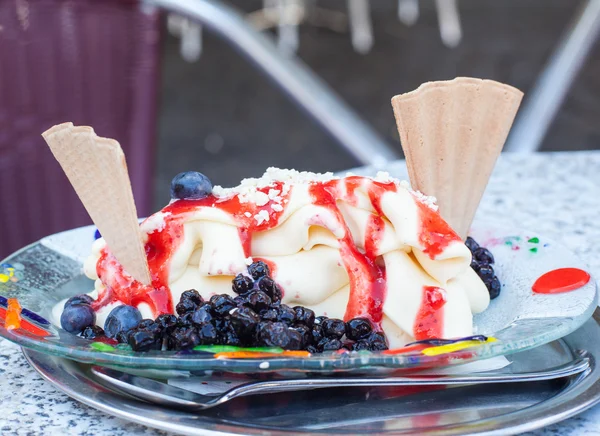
[56,168,496,352]
[45,78,522,355]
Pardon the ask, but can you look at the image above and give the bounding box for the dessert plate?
[0,223,596,373]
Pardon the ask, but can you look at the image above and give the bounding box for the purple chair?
[0,0,160,258]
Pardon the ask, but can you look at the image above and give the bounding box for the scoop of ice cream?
[83,168,490,348]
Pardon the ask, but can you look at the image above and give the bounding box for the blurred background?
[1,0,599,257]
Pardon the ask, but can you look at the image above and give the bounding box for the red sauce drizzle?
[532,268,591,294]
[414,286,446,340]
[95,182,290,317]
[414,199,461,258]
[308,178,393,328]
[93,176,461,330]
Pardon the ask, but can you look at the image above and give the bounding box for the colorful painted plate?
[0,223,596,373]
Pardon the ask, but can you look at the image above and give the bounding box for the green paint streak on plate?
[193,345,285,353]
[91,342,115,352]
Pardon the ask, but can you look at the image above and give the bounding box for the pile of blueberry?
[61,261,388,353]
[466,237,501,299]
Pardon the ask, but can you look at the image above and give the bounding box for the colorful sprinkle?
[528,237,539,243]
[5,298,21,330]
[529,247,538,253]
[94,229,102,240]
[90,342,115,352]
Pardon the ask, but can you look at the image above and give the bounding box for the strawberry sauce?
[93,175,460,334]
[414,200,461,258]
[414,286,446,340]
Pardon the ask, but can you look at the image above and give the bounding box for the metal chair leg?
[142,0,399,166]
[505,0,600,153]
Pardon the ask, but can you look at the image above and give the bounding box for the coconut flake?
[254,210,270,225]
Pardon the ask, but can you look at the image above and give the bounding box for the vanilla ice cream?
[79,168,490,348]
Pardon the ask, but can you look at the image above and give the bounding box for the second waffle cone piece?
[391,77,523,239]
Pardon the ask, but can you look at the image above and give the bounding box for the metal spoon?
[91,354,590,410]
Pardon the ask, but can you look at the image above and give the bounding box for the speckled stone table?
[1,151,599,435]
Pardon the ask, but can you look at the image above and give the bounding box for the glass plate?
[0,223,596,374]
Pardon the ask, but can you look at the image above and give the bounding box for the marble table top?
[1,151,599,435]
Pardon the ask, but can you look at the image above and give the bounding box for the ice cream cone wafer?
[391,77,523,239]
[42,122,151,285]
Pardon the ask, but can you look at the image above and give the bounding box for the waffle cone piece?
[391,77,523,239]
[42,123,151,285]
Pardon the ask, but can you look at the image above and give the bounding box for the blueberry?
[177,312,195,328]
[276,304,296,325]
[155,314,178,334]
[291,324,311,346]
[232,274,254,295]
[197,323,219,345]
[191,304,213,325]
[488,276,501,299]
[64,294,94,308]
[306,345,318,354]
[168,327,201,350]
[116,329,133,344]
[465,237,479,253]
[367,332,388,351]
[61,304,96,334]
[477,265,495,282]
[471,260,481,272]
[104,305,142,339]
[287,328,303,350]
[170,171,212,200]
[176,299,199,316]
[128,328,161,351]
[81,325,105,340]
[136,319,163,337]
[345,318,372,341]
[219,325,242,346]
[255,321,291,348]
[311,324,324,344]
[255,276,281,302]
[352,340,371,351]
[293,306,315,327]
[314,316,328,326]
[474,247,495,265]
[180,289,204,306]
[233,295,247,306]
[322,318,346,339]
[230,307,260,338]
[210,294,237,317]
[318,337,342,351]
[248,261,270,280]
[245,290,271,312]
[260,308,278,322]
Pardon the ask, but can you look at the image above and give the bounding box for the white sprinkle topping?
[140,212,171,234]
[271,204,283,212]
[244,212,252,218]
[254,210,270,225]
[399,180,438,211]
[259,362,270,369]
[245,257,253,265]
